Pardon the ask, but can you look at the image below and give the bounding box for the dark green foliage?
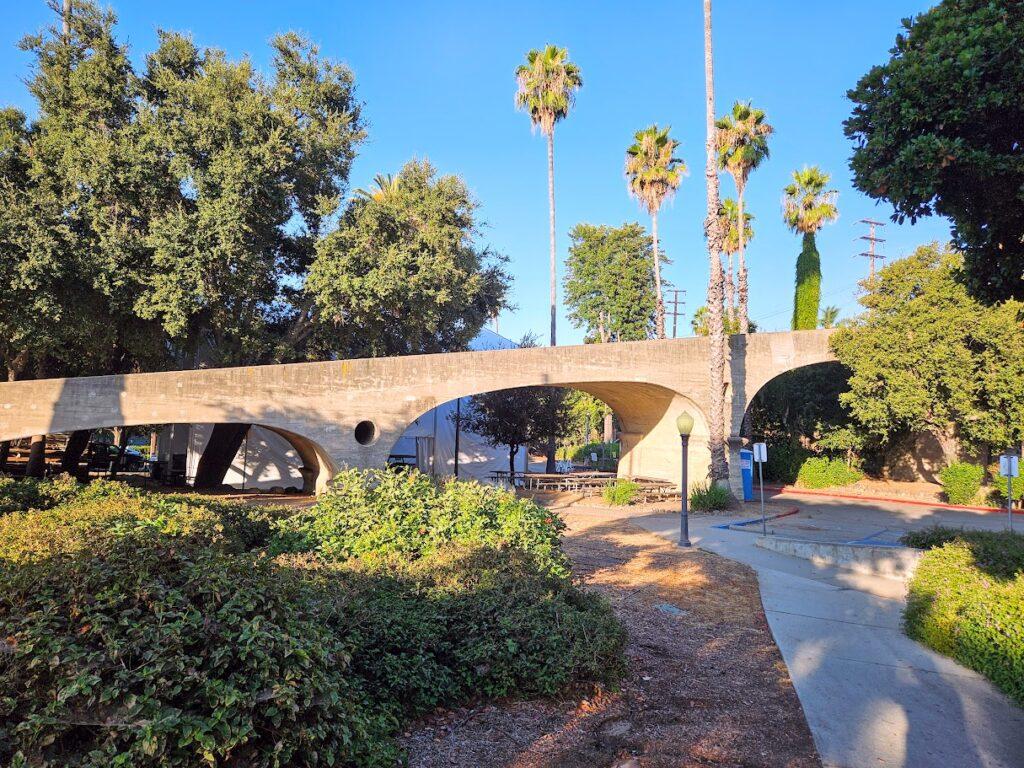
[845,0,1024,303]
[795,457,862,489]
[0,476,624,766]
[689,482,732,511]
[0,474,85,514]
[792,233,821,330]
[1,538,396,768]
[902,529,1024,704]
[761,440,813,484]
[306,160,510,359]
[938,462,986,505]
[602,481,638,506]
[272,469,570,577]
[563,222,660,342]
[830,245,1024,453]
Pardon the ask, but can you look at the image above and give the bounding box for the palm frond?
[625,125,687,215]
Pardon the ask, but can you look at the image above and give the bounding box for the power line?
[857,219,887,279]
[666,288,686,338]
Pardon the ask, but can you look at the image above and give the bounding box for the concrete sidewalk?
[634,507,1024,768]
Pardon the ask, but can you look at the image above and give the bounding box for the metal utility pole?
[667,289,686,338]
[858,219,887,280]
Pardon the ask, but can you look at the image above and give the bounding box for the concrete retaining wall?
[755,535,924,580]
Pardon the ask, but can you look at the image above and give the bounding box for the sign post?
[753,442,768,535]
[999,454,1019,533]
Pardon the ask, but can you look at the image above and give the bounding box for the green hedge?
[272,469,569,577]
[903,528,1024,705]
[0,473,624,766]
[938,462,986,505]
[795,457,862,489]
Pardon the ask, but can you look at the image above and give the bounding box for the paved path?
[633,499,1024,768]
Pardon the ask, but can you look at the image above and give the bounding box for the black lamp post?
[676,411,694,547]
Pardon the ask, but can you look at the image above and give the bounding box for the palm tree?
[515,45,582,348]
[717,198,754,317]
[625,125,686,339]
[703,0,729,485]
[354,173,401,202]
[819,305,840,329]
[783,166,839,330]
[716,101,772,334]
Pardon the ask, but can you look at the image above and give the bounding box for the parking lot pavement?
[633,501,1024,768]
[749,490,1014,545]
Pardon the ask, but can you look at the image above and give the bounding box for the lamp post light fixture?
[676,411,694,547]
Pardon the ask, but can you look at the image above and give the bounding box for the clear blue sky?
[0,0,952,344]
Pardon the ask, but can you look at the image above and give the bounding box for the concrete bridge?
[0,330,837,494]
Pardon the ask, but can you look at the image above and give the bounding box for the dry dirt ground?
[401,506,820,768]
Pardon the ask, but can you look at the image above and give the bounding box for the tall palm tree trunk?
[724,252,735,323]
[651,211,665,338]
[547,131,557,348]
[545,131,558,473]
[737,186,749,333]
[703,0,729,485]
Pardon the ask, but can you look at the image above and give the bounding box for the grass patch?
[0,470,624,766]
[901,527,1024,705]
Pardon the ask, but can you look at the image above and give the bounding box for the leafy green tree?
[563,222,661,342]
[0,1,170,474]
[716,101,772,333]
[845,0,1024,303]
[515,45,582,347]
[783,166,839,330]
[831,243,1024,453]
[457,337,572,476]
[625,125,686,339]
[137,29,364,367]
[307,160,511,358]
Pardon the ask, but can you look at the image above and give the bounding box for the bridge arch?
[386,380,712,487]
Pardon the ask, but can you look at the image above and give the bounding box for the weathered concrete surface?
[755,535,924,580]
[635,504,1024,768]
[0,330,835,493]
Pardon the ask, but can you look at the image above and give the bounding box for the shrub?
[0,536,398,767]
[795,456,862,489]
[762,440,812,484]
[0,473,90,515]
[602,480,638,506]
[0,492,287,564]
[337,545,625,712]
[0,478,626,766]
[689,481,732,511]
[272,469,569,577]
[903,529,1024,705]
[939,462,985,505]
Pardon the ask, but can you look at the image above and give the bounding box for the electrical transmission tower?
[858,219,887,279]
[667,289,686,338]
